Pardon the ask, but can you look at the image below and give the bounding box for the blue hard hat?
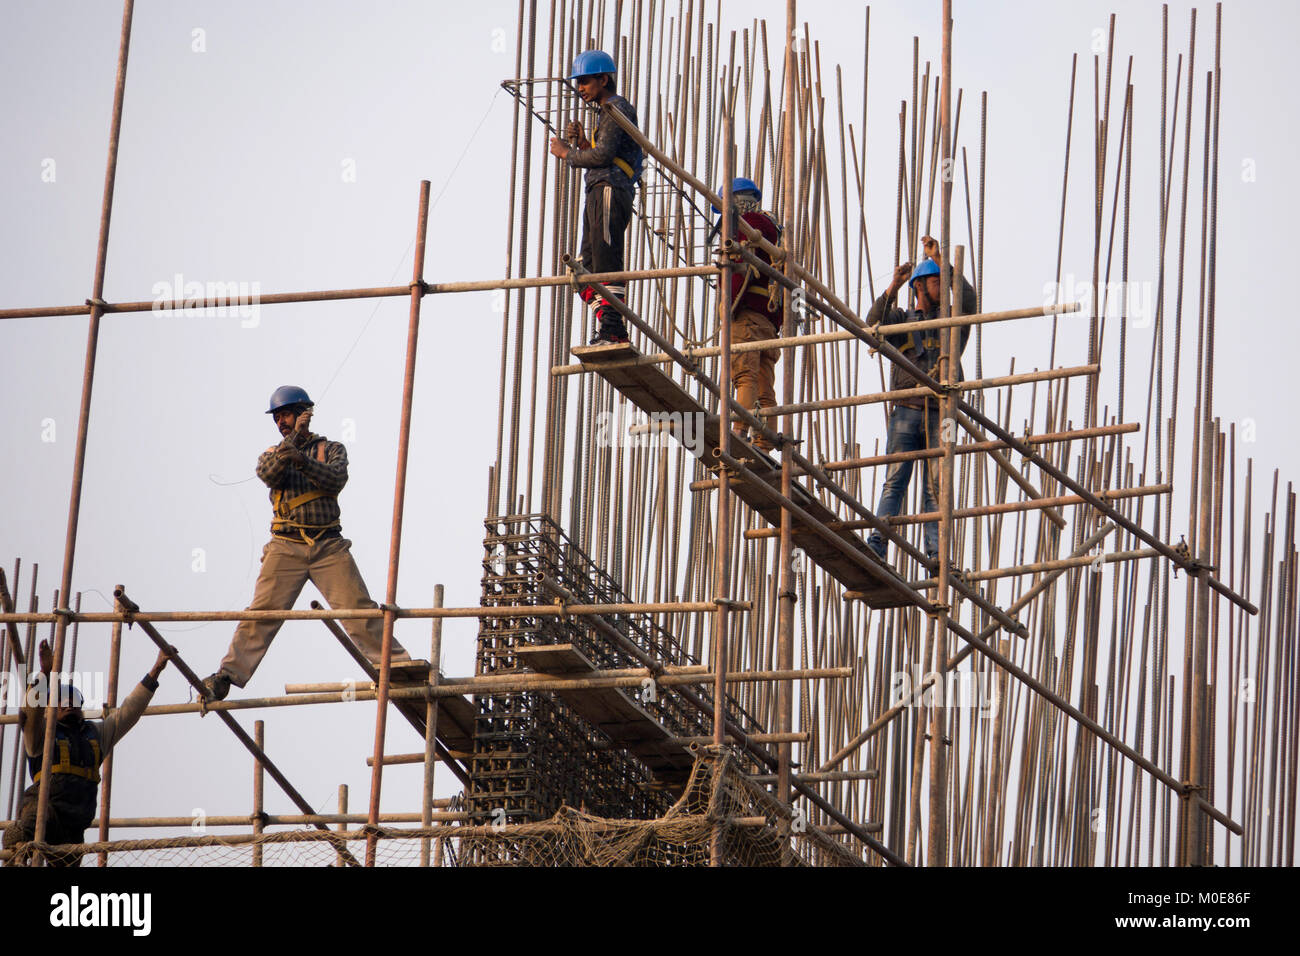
[266,385,314,414]
[909,257,940,287]
[711,177,762,214]
[571,50,617,79]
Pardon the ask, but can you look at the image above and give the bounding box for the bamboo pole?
[252,720,265,866]
[548,302,1081,377]
[420,584,444,867]
[752,365,1098,418]
[95,589,125,867]
[113,587,362,866]
[0,599,743,626]
[367,179,432,865]
[33,0,136,865]
[743,485,1170,537]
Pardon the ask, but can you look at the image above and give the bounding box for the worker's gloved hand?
[921,235,940,262]
[38,638,54,675]
[275,439,307,465]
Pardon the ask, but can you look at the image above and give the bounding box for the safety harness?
[29,722,101,785]
[724,209,783,326]
[613,156,637,181]
[270,441,339,544]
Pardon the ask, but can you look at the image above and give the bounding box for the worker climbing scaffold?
[714,176,783,452]
[866,235,977,562]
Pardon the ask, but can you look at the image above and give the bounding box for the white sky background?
[1,0,1297,856]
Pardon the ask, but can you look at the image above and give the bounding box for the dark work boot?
[201,671,232,702]
[589,304,629,345]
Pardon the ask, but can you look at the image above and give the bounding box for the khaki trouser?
[729,306,780,450]
[219,535,409,687]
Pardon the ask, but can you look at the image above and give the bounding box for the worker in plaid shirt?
[201,386,409,701]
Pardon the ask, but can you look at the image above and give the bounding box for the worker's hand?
[888,262,913,296]
[149,645,174,680]
[38,638,53,676]
[549,136,571,160]
[564,120,587,146]
[275,439,307,465]
[921,235,941,264]
[293,408,313,437]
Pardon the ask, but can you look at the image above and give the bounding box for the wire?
[319,89,505,401]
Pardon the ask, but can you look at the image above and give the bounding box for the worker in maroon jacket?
[717,177,783,451]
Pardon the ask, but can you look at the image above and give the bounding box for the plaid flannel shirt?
[255,432,348,534]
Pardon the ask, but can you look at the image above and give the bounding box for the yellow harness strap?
[277,489,331,514]
[270,442,338,544]
[613,156,635,179]
[34,738,101,784]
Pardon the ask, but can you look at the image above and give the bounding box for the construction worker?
[200,386,410,701]
[716,177,782,452]
[548,49,643,345]
[866,236,977,562]
[4,638,170,866]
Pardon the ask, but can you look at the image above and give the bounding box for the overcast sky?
[2,1,1296,861]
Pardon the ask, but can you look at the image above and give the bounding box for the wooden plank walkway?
[572,342,908,609]
[515,643,696,779]
[323,627,476,783]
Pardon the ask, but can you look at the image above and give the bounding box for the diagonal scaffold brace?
[113,586,364,867]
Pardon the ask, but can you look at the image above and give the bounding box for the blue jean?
[868,404,940,557]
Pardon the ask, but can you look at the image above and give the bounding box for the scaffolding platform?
[515,643,695,777]
[572,341,909,609]
[337,648,477,774]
